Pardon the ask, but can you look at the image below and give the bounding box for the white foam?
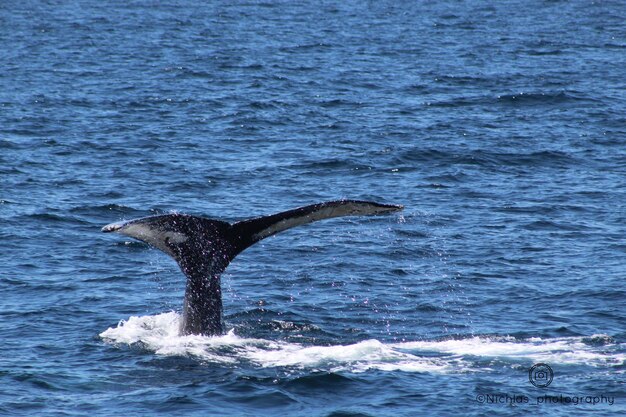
[392,335,625,366]
[100,313,625,373]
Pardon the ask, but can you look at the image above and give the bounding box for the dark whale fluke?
[102,200,403,336]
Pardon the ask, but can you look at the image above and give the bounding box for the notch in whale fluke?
[101,199,403,336]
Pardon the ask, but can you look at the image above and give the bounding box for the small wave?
[279,43,333,52]
[20,212,91,225]
[69,204,142,216]
[0,139,23,150]
[522,219,587,232]
[396,148,574,170]
[100,313,624,373]
[433,74,491,86]
[319,99,361,108]
[496,91,589,106]
[288,158,357,172]
[426,91,589,109]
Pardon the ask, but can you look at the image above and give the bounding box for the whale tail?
[102,199,403,335]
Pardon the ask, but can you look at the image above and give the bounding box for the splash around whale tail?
[102,199,403,336]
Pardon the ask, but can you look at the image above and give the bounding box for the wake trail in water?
[100,313,625,373]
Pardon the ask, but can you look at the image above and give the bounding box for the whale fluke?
[102,199,403,336]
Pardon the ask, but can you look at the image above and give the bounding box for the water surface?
[1,1,625,416]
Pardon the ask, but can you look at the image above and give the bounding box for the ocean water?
[1,1,625,416]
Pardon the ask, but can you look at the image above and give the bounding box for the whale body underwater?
[102,200,403,336]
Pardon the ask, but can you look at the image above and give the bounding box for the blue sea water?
[1,0,625,415]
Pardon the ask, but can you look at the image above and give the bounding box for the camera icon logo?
[529,363,554,388]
